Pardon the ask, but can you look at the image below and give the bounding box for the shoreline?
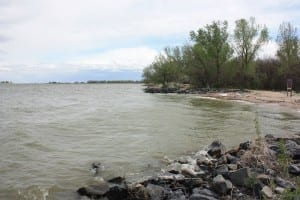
[201,90,300,111]
[144,86,300,110]
[77,134,300,200]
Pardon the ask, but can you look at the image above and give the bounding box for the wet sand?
[202,90,300,110]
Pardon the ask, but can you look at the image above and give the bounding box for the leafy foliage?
[142,17,300,91]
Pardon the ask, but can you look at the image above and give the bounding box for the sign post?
[287,79,293,97]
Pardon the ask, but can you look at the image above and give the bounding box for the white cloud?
[0,0,299,82]
[69,47,158,71]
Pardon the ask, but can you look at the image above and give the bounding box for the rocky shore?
[143,86,242,94]
[77,134,300,200]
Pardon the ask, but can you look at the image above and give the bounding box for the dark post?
[287,79,293,97]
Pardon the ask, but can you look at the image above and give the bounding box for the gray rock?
[178,156,190,164]
[207,140,226,158]
[289,164,300,175]
[275,176,296,190]
[166,162,182,174]
[261,186,273,199]
[146,184,166,200]
[275,187,285,194]
[212,175,232,195]
[215,165,229,176]
[228,167,252,187]
[190,193,218,200]
[192,188,218,198]
[168,189,187,200]
[181,164,205,177]
[227,164,238,170]
[226,154,239,164]
[256,174,271,185]
[77,182,110,198]
[239,141,251,150]
[217,155,227,165]
[106,185,128,200]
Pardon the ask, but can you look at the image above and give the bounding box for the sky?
[0,0,299,83]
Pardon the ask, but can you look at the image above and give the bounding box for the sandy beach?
[202,90,300,110]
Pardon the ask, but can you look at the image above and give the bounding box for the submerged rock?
[77,182,109,199]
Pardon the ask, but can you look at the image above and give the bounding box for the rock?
[227,164,238,170]
[128,184,148,200]
[215,165,229,176]
[228,167,252,187]
[266,168,276,176]
[275,187,285,194]
[226,154,239,164]
[181,178,203,189]
[239,141,251,150]
[158,173,185,182]
[108,176,125,184]
[275,176,296,190]
[212,175,232,195]
[178,156,190,164]
[166,162,182,174]
[236,149,246,158]
[190,193,218,200]
[256,174,271,185]
[217,155,227,165]
[207,140,226,158]
[146,184,166,200]
[90,162,103,176]
[192,188,218,199]
[289,164,300,175]
[181,164,205,177]
[168,189,187,200]
[77,182,110,199]
[291,148,300,160]
[261,186,273,199]
[106,185,128,200]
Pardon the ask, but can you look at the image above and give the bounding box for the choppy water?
[0,84,299,199]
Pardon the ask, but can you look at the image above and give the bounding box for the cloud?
[0,0,300,82]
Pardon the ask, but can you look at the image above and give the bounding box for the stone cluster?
[77,134,300,200]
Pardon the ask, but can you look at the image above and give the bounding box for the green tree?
[276,22,299,75]
[233,17,269,88]
[190,20,233,87]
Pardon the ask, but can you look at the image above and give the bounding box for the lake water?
[0,84,299,199]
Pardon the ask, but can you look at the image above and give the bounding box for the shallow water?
[0,84,299,199]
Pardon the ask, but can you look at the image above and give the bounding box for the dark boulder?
[192,188,218,199]
[215,165,229,177]
[226,154,239,164]
[77,182,110,199]
[275,176,296,190]
[239,141,251,150]
[228,167,252,187]
[108,176,125,184]
[146,183,168,200]
[212,175,232,195]
[106,185,128,200]
[207,140,226,158]
[288,164,300,175]
[190,193,218,200]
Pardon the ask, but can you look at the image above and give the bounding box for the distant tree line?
[142,17,300,91]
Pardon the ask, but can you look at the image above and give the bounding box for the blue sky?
[0,0,299,83]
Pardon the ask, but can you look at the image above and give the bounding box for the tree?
[276,22,299,74]
[233,17,269,87]
[190,21,233,87]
